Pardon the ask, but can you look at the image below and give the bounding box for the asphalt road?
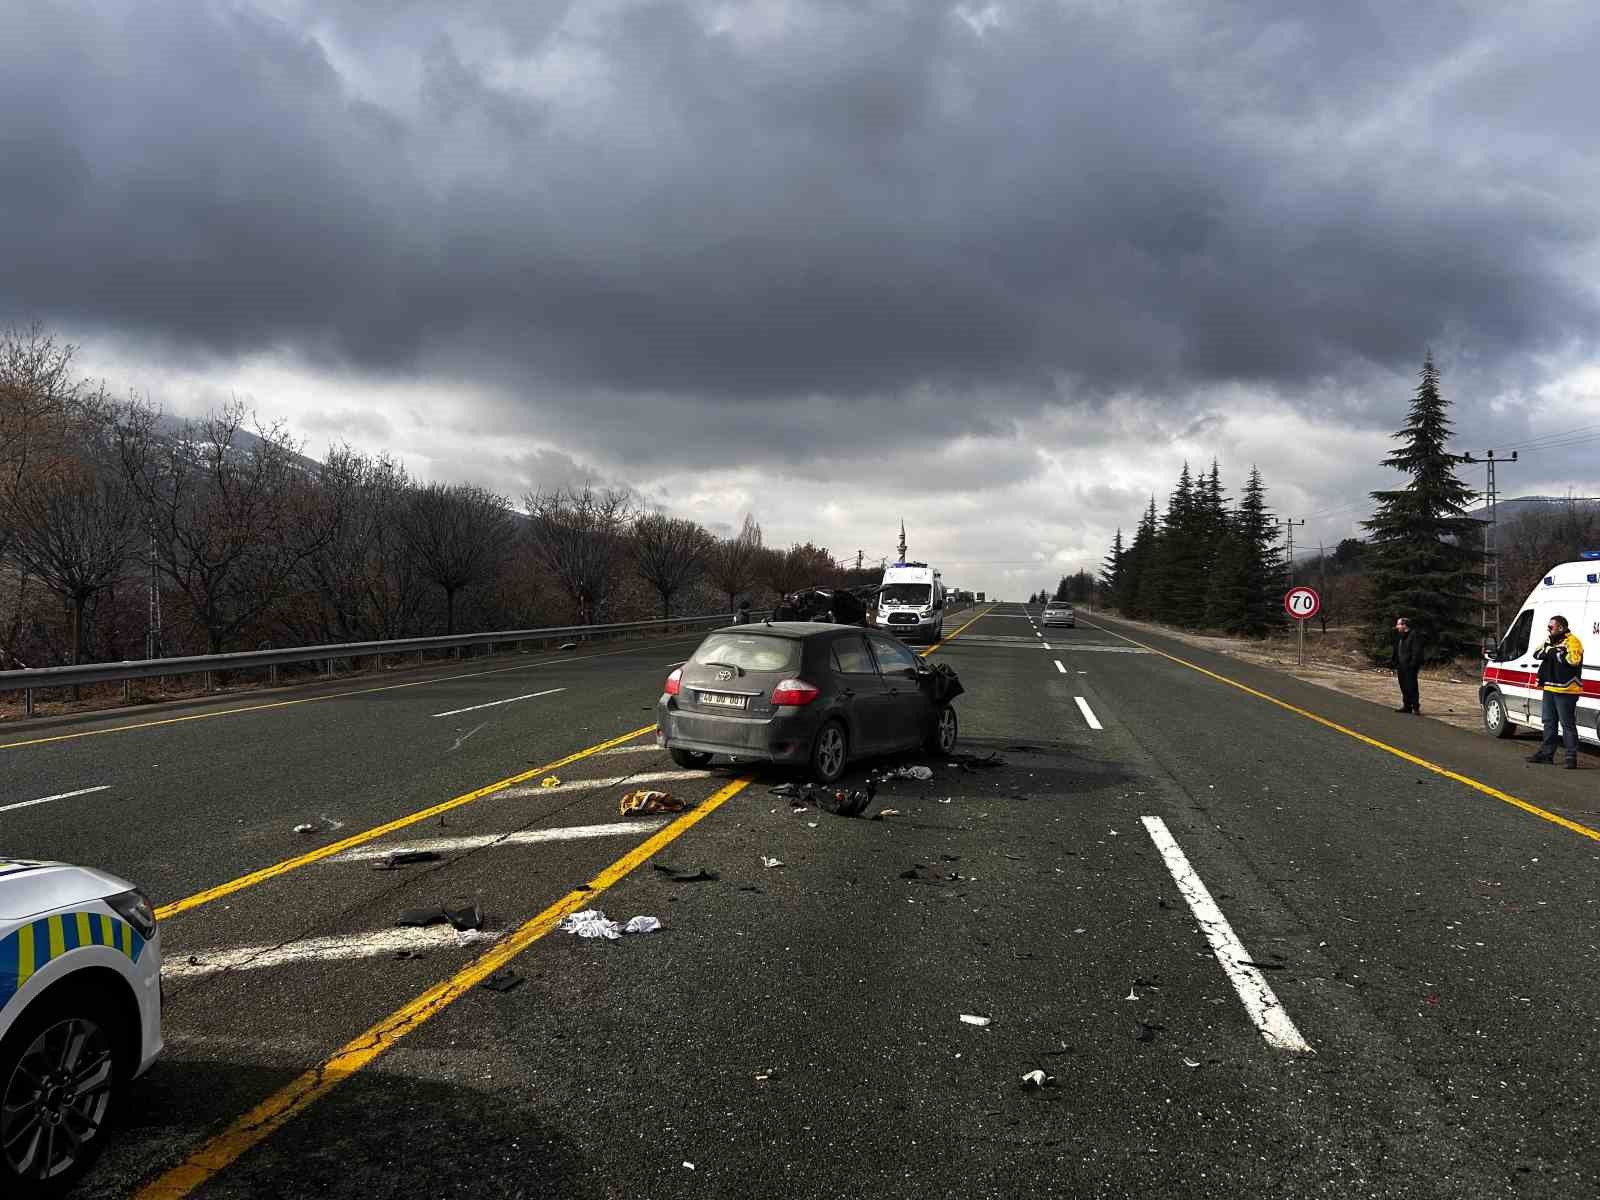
[4,603,1598,1198]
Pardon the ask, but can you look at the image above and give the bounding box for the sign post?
[1283,586,1321,666]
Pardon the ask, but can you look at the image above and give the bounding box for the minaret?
[897,522,907,563]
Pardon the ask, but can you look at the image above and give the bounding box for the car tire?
[1482,688,1516,739]
[0,990,125,1198]
[810,720,848,784]
[924,704,958,755]
[669,748,713,768]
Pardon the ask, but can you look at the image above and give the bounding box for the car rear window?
[691,633,799,673]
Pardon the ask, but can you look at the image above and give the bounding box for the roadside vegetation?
[0,324,854,674]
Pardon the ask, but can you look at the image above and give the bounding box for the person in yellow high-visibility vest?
[1527,614,1584,769]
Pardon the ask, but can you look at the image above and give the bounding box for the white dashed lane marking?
[432,687,565,718]
[1074,696,1103,730]
[1054,660,1067,674]
[330,817,674,862]
[0,784,111,815]
[1141,816,1312,1053]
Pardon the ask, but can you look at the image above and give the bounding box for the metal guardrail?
[0,612,747,717]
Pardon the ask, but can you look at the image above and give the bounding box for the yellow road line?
[154,723,657,920]
[0,637,706,752]
[1082,618,1600,845]
[922,605,994,657]
[133,775,751,1200]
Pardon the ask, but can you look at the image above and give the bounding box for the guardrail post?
[487,640,494,657]
[24,688,34,717]
[122,679,131,703]
[325,658,334,677]
[269,664,279,686]
[417,650,424,667]
[204,670,213,692]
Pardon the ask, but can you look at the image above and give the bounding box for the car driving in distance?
[1042,601,1075,627]
[656,623,960,783]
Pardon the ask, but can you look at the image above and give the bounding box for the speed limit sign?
[1284,586,1321,620]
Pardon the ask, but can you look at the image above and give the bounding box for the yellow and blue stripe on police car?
[0,911,147,1005]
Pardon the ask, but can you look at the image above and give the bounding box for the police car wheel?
[0,1000,122,1194]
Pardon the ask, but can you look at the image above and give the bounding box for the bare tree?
[116,397,330,654]
[395,482,515,635]
[0,440,135,666]
[524,485,633,624]
[629,512,713,618]
[706,513,763,612]
[762,541,839,597]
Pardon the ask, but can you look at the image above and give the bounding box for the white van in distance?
[1481,557,1599,742]
[876,562,945,644]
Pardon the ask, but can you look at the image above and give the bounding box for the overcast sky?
[4,0,1599,595]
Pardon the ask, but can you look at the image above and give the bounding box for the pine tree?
[1119,499,1160,617]
[1053,575,1070,602]
[1100,529,1125,600]
[1362,353,1480,661]
[1204,467,1283,635]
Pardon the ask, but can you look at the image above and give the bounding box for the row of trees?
[1095,354,1579,663]
[0,327,850,670]
[1100,463,1288,637]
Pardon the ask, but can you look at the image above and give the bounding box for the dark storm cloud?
[3,0,1599,452]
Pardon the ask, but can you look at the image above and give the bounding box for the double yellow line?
[137,775,752,1199]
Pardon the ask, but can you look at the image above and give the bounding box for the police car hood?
[0,860,135,920]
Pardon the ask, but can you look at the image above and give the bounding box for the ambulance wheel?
[1482,688,1515,739]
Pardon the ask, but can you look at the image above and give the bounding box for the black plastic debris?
[372,849,442,871]
[952,752,1005,772]
[396,906,446,928]
[480,970,523,993]
[653,863,720,883]
[393,948,426,961]
[1133,1022,1161,1043]
[444,900,483,931]
[1005,744,1046,753]
[769,783,801,798]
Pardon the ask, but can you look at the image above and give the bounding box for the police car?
[0,860,162,1195]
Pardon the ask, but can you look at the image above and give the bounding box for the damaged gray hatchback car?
[656,623,963,783]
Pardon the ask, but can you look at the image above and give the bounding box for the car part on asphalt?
[620,789,685,816]
[395,906,447,927]
[479,970,523,993]
[443,900,483,932]
[651,863,719,882]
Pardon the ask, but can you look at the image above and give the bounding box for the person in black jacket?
[1390,616,1424,714]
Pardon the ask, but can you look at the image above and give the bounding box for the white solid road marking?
[1140,816,1312,1053]
[1054,660,1067,674]
[500,769,710,799]
[0,784,111,815]
[331,817,674,862]
[1042,643,1051,650]
[163,925,491,981]
[432,687,565,719]
[1074,696,1103,730]
[598,744,661,756]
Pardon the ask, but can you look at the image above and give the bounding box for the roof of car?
[708,621,858,639]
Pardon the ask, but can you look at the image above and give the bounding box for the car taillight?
[665,667,682,696]
[771,679,819,706]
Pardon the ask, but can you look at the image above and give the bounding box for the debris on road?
[292,823,317,834]
[621,789,686,816]
[951,752,1006,772]
[1020,1069,1057,1089]
[444,900,483,932]
[393,948,426,961]
[960,1014,992,1027]
[1133,1022,1161,1043]
[623,915,662,935]
[480,970,523,993]
[541,776,561,788]
[396,906,446,928]
[371,849,443,871]
[560,909,666,939]
[1183,1057,1201,1068]
[886,765,934,781]
[870,808,902,821]
[652,862,720,883]
[1005,744,1045,753]
[769,783,800,798]
[760,856,784,869]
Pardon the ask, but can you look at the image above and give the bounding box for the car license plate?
[698,692,747,710]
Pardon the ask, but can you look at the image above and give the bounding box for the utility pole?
[1462,450,1517,643]
[1279,517,1305,584]
[145,524,163,661]
[855,549,864,571]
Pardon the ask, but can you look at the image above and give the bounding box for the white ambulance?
[875,561,946,644]
[1480,557,1600,742]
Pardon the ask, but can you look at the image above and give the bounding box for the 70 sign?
[1283,586,1321,621]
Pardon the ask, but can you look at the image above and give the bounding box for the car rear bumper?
[656,701,815,765]
[1042,615,1075,626]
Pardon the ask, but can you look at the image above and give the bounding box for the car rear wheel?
[810,721,848,784]
[1482,689,1516,739]
[669,748,713,768]
[0,1000,122,1197]
[924,704,958,755]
